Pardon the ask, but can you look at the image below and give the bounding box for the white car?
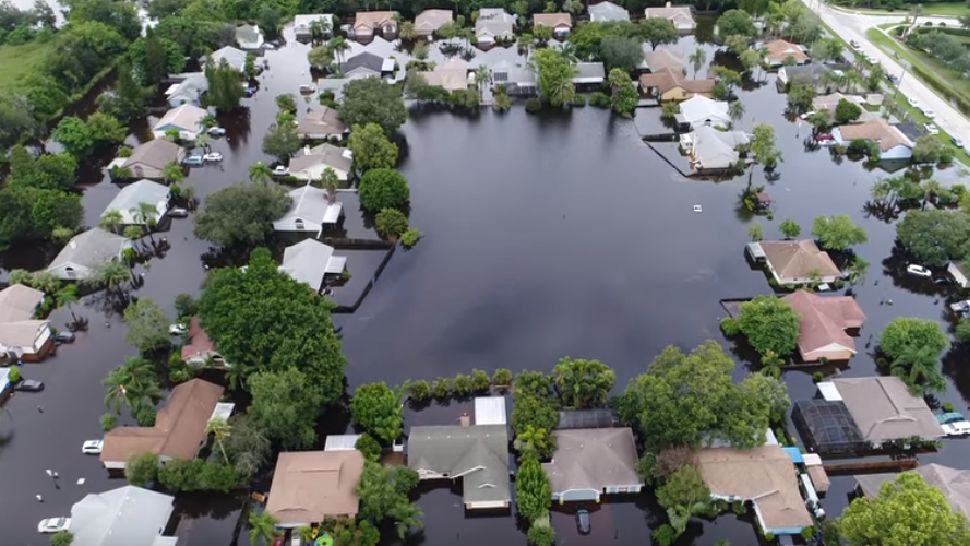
[908,97,921,108]
[203,152,223,162]
[168,323,187,335]
[922,108,935,119]
[207,127,226,136]
[37,518,71,533]
[907,264,932,277]
[943,421,970,436]
[272,165,289,176]
[82,439,104,454]
[925,123,939,135]
[168,207,189,218]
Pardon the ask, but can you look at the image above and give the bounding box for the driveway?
[801,0,970,144]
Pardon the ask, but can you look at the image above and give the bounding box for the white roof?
[294,13,334,27]
[153,104,206,132]
[691,126,748,169]
[279,186,343,227]
[103,179,169,220]
[803,453,823,466]
[325,434,362,451]
[817,381,842,401]
[678,95,731,124]
[70,486,175,546]
[47,228,130,271]
[279,239,341,291]
[475,396,507,425]
[204,46,247,71]
[589,1,630,21]
[209,402,235,422]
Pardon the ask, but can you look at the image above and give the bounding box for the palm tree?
[728,101,745,125]
[89,260,133,294]
[512,424,551,456]
[249,162,274,183]
[689,47,706,78]
[57,284,80,323]
[135,202,159,242]
[399,21,417,42]
[205,417,232,463]
[30,271,61,296]
[248,509,278,546]
[104,356,162,416]
[890,346,944,394]
[920,179,943,210]
[389,499,423,539]
[329,35,349,64]
[99,210,124,234]
[162,162,184,185]
[322,168,339,203]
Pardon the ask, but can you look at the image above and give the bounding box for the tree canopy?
[348,122,398,172]
[515,454,552,522]
[339,78,407,134]
[350,382,404,445]
[812,215,868,250]
[552,356,614,409]
[640,17,678,49]
[737,296,800,357]
[192,181,290,247]
[248,366,325,450]
[599,36,642,72]
[123,298,170,353]
[879,317,948,394]
[198,248,347,406]
[896,210,970,266]
[356,461,422,539]
[358,168,410,212]
[532,48,575,108]
[717,10,758,41]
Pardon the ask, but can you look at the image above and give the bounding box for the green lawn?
[866,28,970,108]
[0,41,53,93]
[841,2,969,16]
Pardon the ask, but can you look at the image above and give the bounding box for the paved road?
[802,0,970,145]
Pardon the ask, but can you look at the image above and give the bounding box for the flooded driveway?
[1,23,969,546]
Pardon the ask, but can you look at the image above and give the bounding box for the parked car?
[950,299,970,317]
[886,73,899,84]
[815,133,835,146]
[937,413,970,436]
[849,40,860,49]
[203,152,224,162]
[922,108,936,119]
[925,123,939,135]
[54,331,75,344]
[575,509,591,535]
[37,518,71,533]
[182,154,204,166]
[299,84,316,94]
[168,207,189,218]
[952,136,965,148]
[272,165,289,176]
[169,323,187,335]
[82,439,104,454]
[908,97,921,108]
[906,264,932,277]
[207,127,226,136]
[16,379,44,392]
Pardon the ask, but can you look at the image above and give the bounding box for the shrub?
[355,433,382,461]
[8,366,21,382]
[400,227,420,248]
[358,168,410,212]
[453,373,473,396]
[375,208,409,240]
[431,378,450,399]
[470,369,491,392]
[100,413,118,431]
[157,459,242,492]
[51,531,73,546]
[588,92,611,108]
[407,379,431,402]
[813,371,824,383]
[653,524,677,546]
[943,401,956,413]
[493,368,514,386]
[524,97,542,113]
[572,94,587,107]
[719,317,741,336]
[125,452,160,487]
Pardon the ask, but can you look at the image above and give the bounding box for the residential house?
[236,24,264,50]
[778,62,852,90]
[297,106,348,140]
[675,95,731,130]
[782,291,865,362]
[266,450,364,527]
[533,13,572,39]
[644,3,696,32]
[419,57,472,92]
[340,51,389,79]
[694,446,814,536]
[164,72,207,107]
[833,118,913,160]
[415,9,453,38]
[749,239,840,285]
[46,228,133,281]
[475,8,515,46]
[763,39,809,67]
[273,186,344,236]
[180,316,227,367]
[289,143,352,182]
[0,284,53,362]
[572,62,605,89]
[315,78,353,103]
[681,125,749,173]
[408,424,511,510]
[949,260,969,288]
[543,428,643,503]
[203,46,248,72]
[812,92,865,116]
[556,409,619,429]
[102,179,170,226]
[588,1,630,22]
[638,67,715,101]
[100,379,225,468]
[643,47,685,74]
[819,376,945,447]
[855,464,970,523]
[69,486,177,546]
[279,239,347,292]
[491,60,538,96]
[294,14,334,40]
[122,139,185,180]
[152,104,207,141]
[354,11,398,42]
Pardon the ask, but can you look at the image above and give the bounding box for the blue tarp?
[783,447,804,464]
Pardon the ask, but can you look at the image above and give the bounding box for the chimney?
[666,1,671,6]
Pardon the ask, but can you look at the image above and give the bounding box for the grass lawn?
[0,41,53,93]
[841,2,969,16]
[866,28,970,108]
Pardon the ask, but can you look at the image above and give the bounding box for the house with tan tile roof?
[533,12,572,38]
[266,450,364,526]
[415,9,453,37]
[418,57,472,93]
[643,47,685,74]
[763,39,809,66]
[354,11,398,41]
[752,239,840,286]
[644,2,696,32]
[638,67,715,101]
[782,291,865,361]
[0,284,52,362]
[833,118,914,160]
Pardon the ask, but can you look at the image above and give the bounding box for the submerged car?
[37,518,71,533]
[82,439,104,454]
[54,331,75,344]
[272,165,289,176]
[169,323,187,335]
[925,123,939,135]
[182,154,204,166]
[906,264,932,277]
[207,127,226,136]
[203,152,224,162]
[938,413,970,436]
[16,379,44,392]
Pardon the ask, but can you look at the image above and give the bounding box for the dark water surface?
[2,23,970,546]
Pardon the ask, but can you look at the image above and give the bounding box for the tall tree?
[123,298,170,353]
[515,454,552,522]
[347,123,399,173]
[350,382,404,444]
[552,356,614,408]
[640,17,678,49]
[737,296,800,358]
[204,59,244,112]
[811,214,867,250]
[532,48,576,108]
[193,182,290,247]
[339,78,407,134]
[103,356,163,421]
[248,367,325,449]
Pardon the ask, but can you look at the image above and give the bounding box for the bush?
[125,452,160,487]
[588,92,611,108]
[470,368,491,393]
[431,377,450,399]
[653,523,677,546]
[407,379,431,402]
[7,366,21,382]
[527,519,554,546]
[157,459,242,492]
[943,401,956,413]
[813,371,824,383]
[400,227,420,248]
[51,531,73,546]
[719,317,741,336]
[493,368,513,386]
[524,97,542,113]
[100,413,118,431]
[834,99,862,124]
[359,168,410,212]
[375,208,409,240]
[453,373,473,396]
[572,94,587,107]
[355,433,382,462]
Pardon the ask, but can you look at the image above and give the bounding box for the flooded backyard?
[1,21,970,546]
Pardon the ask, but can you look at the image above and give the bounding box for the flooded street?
[2,21,970,546]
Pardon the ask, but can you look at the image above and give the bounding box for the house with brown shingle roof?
[100,379,225,468]
[820,377,945,445]
[782,291,865,361]
[0,284,52,362]
[542,428,643,503]
[533,12,572,38]
[180,316,227,367]
[763,39,809,66]
[266,450,364,527]
[752,239,840,286]
[418,57,472,93]
[638,67,715,101]
[833,118,913,160]
[122,139,185,180]
[354,11,398,42]
[297,105,347,141]
[415,9,453,37]
[644,2,696,32]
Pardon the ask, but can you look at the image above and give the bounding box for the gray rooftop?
[341,52,385,74]
[70,485,175,546]
[279,239,343,291]
[832,377,945,442]
[855,464,970,522]
[103,179,169,218]
[202,46,247,71]
[124,139,183,170]
[588,1,630,21]
[573,62,605,82]
[48,228,130,271]
[290,143,352,174]
[408,425,510,506]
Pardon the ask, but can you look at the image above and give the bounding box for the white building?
[273,186,344,236]
[152,104,207,141]
[46,228,133,280]
[101,179,170,226]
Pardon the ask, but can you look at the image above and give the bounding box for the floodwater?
[2,20,970,546]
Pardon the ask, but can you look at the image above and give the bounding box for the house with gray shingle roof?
[588,1,630,22]
[202,46,248,72]
[236,24,264,50]
[0,284,52,362]
[102,179,170,226]
[273,186,344,236]
[122,139,185,180]
[46,228,133,280]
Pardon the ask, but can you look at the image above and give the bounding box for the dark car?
[54,331,75,344]
[575,508,591,535]
[16,379,44,392]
